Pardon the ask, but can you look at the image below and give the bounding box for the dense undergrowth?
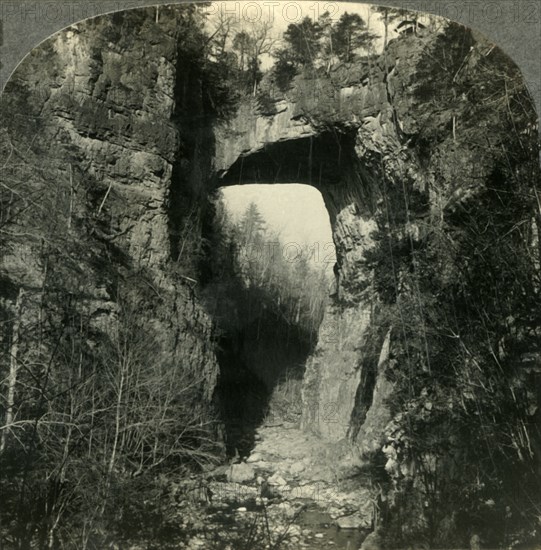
[361,24,540,548]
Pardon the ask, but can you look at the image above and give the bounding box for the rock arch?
[1,3,538,454]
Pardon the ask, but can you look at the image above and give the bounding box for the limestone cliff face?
[0,7,219,417]
[26,11,178,274]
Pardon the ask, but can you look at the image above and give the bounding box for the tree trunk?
[0,288,24,453]
[108,363,125,476]
[383,13,389,51]
[68,164,73,230]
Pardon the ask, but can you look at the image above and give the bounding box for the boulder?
[359,530,383,550]
[336,512,369,530]
[289,461,305,475]
[246,452,263,463]
[268,472,288,486]
[227,463,255,484]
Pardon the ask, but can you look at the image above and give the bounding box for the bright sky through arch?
[219,184,335,274]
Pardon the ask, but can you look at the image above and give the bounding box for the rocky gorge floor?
[169,421,376,550]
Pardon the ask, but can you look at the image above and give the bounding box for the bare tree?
[243,21,276,95]
[0,288,24,452]
[209,7,239,58]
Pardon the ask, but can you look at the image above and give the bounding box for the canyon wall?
[0,7,220,431]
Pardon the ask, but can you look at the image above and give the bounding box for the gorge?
[0,4,540,549]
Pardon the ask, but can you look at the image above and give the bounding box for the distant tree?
[271,16,322,91]
[209,7,238,59]
[331,12,375,63]
[238,202,266,245]
[232,30,251,72]
[246,56,264,96]
[371,6,409,49]
[318,11,335,72]
[241,22,275,95]
[282,17,322,67]
[272,47,298,92]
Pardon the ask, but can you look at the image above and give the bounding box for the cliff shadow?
[201,184,334,459]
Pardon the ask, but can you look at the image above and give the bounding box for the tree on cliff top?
[371,5,410,49]
[331,12,376,63]
[282,17,323,67]
[271,12,377,90]
[234,22,275,95]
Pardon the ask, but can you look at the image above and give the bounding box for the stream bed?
[174,422,374,549]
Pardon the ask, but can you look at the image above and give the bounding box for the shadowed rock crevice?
[218,129,357,188]
[204,191,324,458]
[214,332,270,459]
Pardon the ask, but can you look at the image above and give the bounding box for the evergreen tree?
[282,17,322,67]
[371,6,409,49]
[272,47,298,92]
[238,202,265,245]
[318,11,335,72]
[232,30,251,72]
[331,12,375,63]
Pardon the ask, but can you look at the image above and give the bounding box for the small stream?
[297,508,368,549]
[196,503,368,549]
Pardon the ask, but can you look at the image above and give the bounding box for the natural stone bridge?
[1,5,533,454]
